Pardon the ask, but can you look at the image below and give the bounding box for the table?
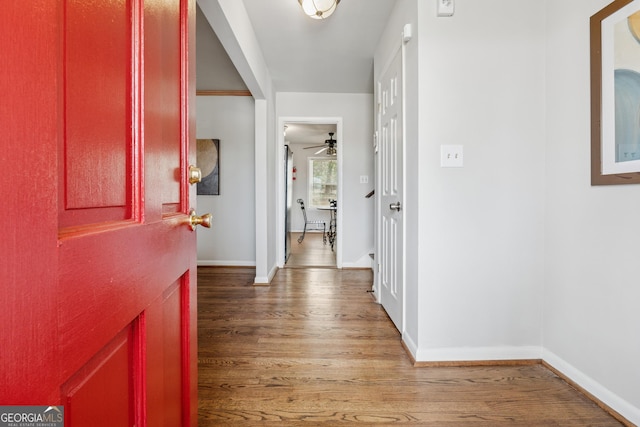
[318,203,337,250]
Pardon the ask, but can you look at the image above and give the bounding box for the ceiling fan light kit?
[298,0,340,20]
[305,132,337,156]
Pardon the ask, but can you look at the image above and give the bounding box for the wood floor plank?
[198,267,624,426]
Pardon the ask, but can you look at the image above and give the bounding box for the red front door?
[0,0,198,425]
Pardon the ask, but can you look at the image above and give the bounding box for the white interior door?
[378,47,404,332]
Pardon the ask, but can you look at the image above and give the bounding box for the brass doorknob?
[188,165,202,184]
[188,209,212,230]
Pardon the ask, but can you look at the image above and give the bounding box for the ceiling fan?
[304,132,337,155]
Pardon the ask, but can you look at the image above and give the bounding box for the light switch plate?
[437,0,454,17]
[441,145,463,167]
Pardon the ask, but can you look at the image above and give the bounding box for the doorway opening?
[278,118,343,269]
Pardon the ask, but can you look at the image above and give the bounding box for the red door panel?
[60,0,131,228]
[163,281,185,425]
[62,324,137,426]
[0,0,197,425]
[145,0,183,216]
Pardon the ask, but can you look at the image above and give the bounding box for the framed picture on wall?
[196,138,220,195]
[591,0,640,184]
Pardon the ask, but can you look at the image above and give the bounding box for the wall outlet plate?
[440,145,463,167]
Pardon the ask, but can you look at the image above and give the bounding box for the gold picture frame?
[196,138,220,195]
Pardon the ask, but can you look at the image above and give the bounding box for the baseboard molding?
[253,281,271,287]
[342,250,375,269]
[401,333,419,361]
[254,275,270,284]
[542,350,639,426]
[267,264,278,282]
[198,260,256,267]
[414,345,542,363]
[197,265,255,270]
[401,339,542,367]
[402,343,637,426]
[254,263,278,285]
[413,357,541,368]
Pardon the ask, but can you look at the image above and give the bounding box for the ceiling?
[196,4,248,92]
[284,123,337,146]
[196,0,397,94]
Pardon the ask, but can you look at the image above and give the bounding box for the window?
[307,157,337,208]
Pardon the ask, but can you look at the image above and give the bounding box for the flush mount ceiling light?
[298,0,340,20]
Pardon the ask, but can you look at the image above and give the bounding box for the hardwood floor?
[197,267,624,426]
[286,232,336,268]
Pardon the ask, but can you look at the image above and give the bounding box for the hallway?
[196,267,622,425]
[286,232,336,268]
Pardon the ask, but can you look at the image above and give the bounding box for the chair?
[297,199,326,244]
[327,199,337,250]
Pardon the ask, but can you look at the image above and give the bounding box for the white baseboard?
[255,263,278,285]
[542,349,640,426]
[415,345,542,362]
[268,263,278,282]
[342,250,375,269]
[197,260,256,267]
[402,332,419,357]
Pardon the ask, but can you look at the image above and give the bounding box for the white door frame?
[276,116,343,269]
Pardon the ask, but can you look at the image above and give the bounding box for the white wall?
[373,0,639,423]
[277,92,375,267]
[544,0,640,423]
[196,96,256,265]
[376,0,547,358]
[376,0,546,361]
[265,93,278,279]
